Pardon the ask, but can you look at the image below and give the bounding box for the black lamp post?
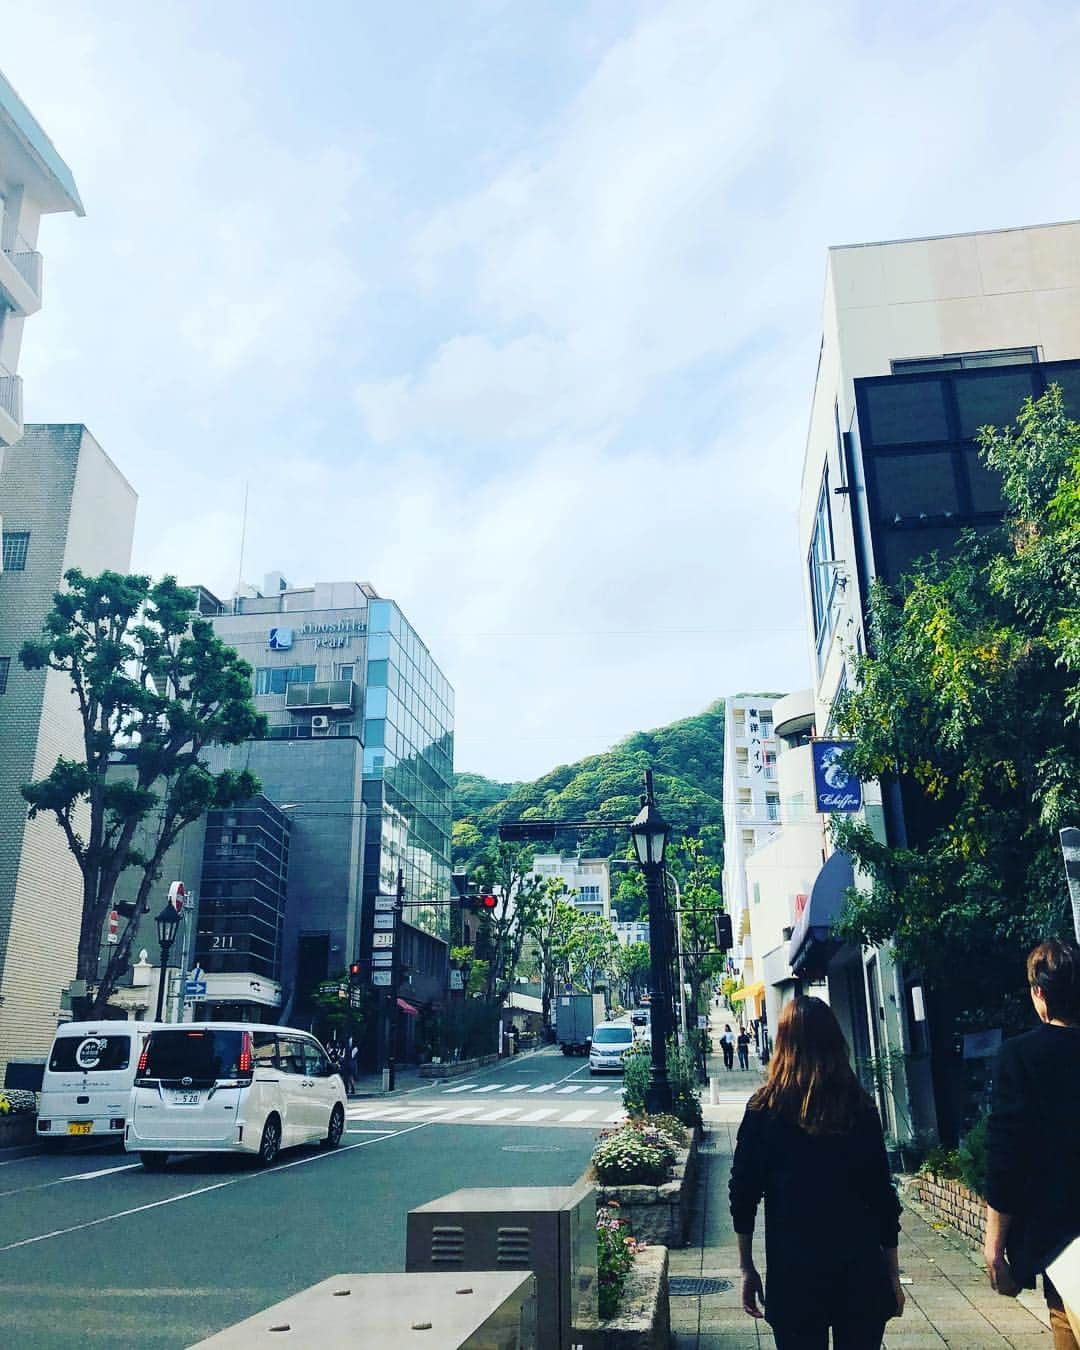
[631,769,673,1115]
[154,900,183,1023]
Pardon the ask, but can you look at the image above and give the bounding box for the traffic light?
[349,961,362,980]
[479,893,497,911]
[714,912,733,952]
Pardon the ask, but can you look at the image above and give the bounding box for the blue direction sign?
[185,964,207,999]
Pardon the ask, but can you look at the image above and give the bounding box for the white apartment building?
[529,854,611,921]
[0,427,136,1070]
[0,69,83,453]
[720,695,781,1019]
[612,920,649,948]
[798,220,1080,1143]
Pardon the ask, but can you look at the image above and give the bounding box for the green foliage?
[667,1038,703,1127]
[597,1202,637,1319]
[919,1146,962,1182]
[452,702,726,873]
[956,1113,990,1197]
[614,941,651,1008]
[621,1039,651,1116]
[19,569,265,1018]
[832,387,1080,1027]
[310,973,370,1041]
[591,1126,671,1185]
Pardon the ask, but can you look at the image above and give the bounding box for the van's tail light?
[135,1038,151,1085]
[238,1031,253,1077]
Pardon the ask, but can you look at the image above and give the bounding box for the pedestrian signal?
[714,913,733,951]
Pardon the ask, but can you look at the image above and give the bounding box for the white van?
[125,1023,347,1170]
[38,1021,154,1145]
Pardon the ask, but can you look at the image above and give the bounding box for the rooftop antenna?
[236,481,249,595]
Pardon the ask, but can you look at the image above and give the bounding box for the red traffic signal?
[349,962,361,978]
[480,894,497,910]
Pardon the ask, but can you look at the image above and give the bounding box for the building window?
[808,473,837,647]
[766,792,780,822]
[764,750,777,780]
[577,886,601,907]
[760,712,773,737]
[254,664,316,696]
[0,656,9,693]
[741,829,755,851]
[753,882,761,905]
[2,531,29,571]
[735,747,749,776]
[338,663,355,683]
[733,708,746,736]
[891,347,1037,374]
[337,722,354,738]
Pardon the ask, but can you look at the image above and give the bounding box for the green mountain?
[451,700,727,875]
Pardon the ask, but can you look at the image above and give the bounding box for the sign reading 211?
[811,740,862,813]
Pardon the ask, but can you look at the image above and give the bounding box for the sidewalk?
[672,1040,1055,1348]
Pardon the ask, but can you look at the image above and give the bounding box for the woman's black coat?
[729,1101,901,1333]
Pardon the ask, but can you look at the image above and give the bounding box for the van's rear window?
[143,1030,244,1080]
[50,1035,133,1072]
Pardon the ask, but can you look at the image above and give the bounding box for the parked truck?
[553,992,607,1055]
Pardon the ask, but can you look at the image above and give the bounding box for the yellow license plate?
[67,1122,92,1136]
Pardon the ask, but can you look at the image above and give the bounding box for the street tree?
[615,940,651,1007]
[831,386,1080,1029]
[675,837,726,1029]
[20,569,265,1018]
[524,878,576,1030]
[472,841,546,1004]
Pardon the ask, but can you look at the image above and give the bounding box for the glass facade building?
[362,598,455,942]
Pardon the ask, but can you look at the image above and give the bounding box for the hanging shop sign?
[811,740,863,813]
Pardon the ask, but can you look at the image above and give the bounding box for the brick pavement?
[669,1034,1054,1348]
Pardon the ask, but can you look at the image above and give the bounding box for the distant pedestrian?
[985,939,1080,1349]
[730,996,903,1348]
[348,1042,359,1093]
[721,1024,735,1071]
[737,1027,751,1071]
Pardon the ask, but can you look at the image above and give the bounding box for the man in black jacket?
[985,939,1080,1349]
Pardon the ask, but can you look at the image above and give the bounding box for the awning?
[396,998,420,1016]
[730,981,765,1003]
[787,850,855,978]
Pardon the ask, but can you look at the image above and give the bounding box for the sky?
[5,0,1080,783]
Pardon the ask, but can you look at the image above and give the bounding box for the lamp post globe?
[631,770,674,1116]
[154,900,183,1023]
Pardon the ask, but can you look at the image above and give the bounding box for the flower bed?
[590,1116,699,1249]
[574,1243,671,1350]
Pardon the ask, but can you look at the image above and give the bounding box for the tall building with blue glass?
[195,574,453,1051]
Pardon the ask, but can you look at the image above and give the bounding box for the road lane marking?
[472,1085,502,1093]
[346,1129,396,1134]
[562,1110,598,1122]
[604,1110,627,1122]
[516,1109,559,1122]
[525,1084,557,1093]
[584,1087,609,1094]
[442,1084,476,1094]
[61,1163,142,1181]
[0,1123,433,1254]
[554,1086,582,1094]
[475,1108,521,1122]
[436,1106,485,1120]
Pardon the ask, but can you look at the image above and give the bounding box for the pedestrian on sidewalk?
[985,938,1080,1350]
[737,1025,751,1071]
[729,995,904,1349]
[720,1023,735,1070]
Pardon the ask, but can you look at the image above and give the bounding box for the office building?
[0,68,83,455]
[720,695,781,1020]
[797,220,1080,1141]
[192,576,454,1053]
[0,426,136,1069]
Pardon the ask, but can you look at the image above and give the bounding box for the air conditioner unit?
[189,1271,537,1348]
[407,1179,596,1350]
[311,715,331,735]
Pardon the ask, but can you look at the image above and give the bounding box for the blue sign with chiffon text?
[811,740,862,813]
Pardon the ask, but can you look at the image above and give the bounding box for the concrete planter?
[0,1115,36,1148]
[901,1173,987,1249]
[418,1053,500,1080]
[594,1128,700,1249]
[573,1245,671,1350]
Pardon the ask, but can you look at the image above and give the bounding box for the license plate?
[68,1122,92,1135]
[171,1092,200,1106]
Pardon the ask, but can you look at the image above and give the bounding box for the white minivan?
[38,1021,154,1145]
[125,1023,347,1170]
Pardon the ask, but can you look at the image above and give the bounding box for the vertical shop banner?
[811,740,862,812]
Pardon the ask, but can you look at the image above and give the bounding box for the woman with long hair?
[729,995,904,1348]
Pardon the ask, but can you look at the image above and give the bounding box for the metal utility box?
[191,1271,537,1349]
[554,993,605,1054]
[406,1180,597,1350]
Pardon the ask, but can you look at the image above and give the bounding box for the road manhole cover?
[668,1277,732,1297]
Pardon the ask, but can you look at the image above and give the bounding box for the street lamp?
[631,769,673,1115]
[153,901,183,1023]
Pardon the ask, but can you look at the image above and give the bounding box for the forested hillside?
[451,701,728,885]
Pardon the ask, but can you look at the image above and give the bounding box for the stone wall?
[904,1173,986,1248]
[595,1128,700,1249]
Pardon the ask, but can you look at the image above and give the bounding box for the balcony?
[0,365,22,447]
[285,678,356,712]
[0,226,42,317]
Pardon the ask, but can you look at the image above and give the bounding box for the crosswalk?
[345,1078,628,1130]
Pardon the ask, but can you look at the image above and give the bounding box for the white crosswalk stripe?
[562,1109,598,1123]
[475,1107,521,1121]
[526,1083,558,1093]
[584,1086,609,1094]
[605,1109,626,1122]
[473,1085,503,1093]
[437,1106,485,1120]
[554,1085,582,1094]
[516,1108,559,1122]
[442,1084,477,1094]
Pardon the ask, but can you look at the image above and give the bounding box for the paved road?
[0,1049,600,1348]
[351,1044,627,1129]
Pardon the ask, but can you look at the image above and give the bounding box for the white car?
[38,1021,154,1145]
[588,1023,636,1074]
[125,1023,346,1169]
